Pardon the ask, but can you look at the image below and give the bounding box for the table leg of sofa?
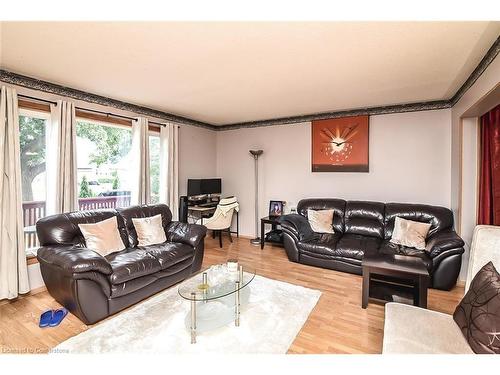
[419,275,428,309]
[362,267,370,308]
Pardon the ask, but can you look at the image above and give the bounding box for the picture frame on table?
[269,200,284,217]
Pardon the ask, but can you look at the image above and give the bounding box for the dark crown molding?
[216,100,452,131]
[450,35,500,106]
[0,69,217,130]
[1,36,498,131]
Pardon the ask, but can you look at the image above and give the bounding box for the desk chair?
[197,196,239,248]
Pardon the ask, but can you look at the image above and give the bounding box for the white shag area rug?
[54,275,321,354]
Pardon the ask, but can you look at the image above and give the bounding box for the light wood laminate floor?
[0,236,464,354]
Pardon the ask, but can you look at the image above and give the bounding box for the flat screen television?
[187,178,221,196]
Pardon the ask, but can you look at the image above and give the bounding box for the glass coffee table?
[178,263,256,344]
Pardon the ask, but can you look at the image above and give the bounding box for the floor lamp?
[249,149,263,245]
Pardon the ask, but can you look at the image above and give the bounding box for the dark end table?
[260,216,283,250]
[362,253,430,309]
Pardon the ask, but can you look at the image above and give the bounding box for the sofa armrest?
[166,221,207,248]
[279,214,316,241]
[37,246,113,275]
[426,230,465,258]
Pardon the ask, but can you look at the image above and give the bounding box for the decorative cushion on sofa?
[307,209,335,233]
[132,214,167,246]
[78,216,126,256]
[453,261,500,354]
[390,217,431,250]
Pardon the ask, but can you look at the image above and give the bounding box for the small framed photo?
[269,200,284,217]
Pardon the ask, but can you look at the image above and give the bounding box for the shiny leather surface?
[298,233,340,256]
[108,265,191,316]
[110,257,193,298]
[36,204,206,325]
[279,213,316,241]
[344,201,385,238]
[165,221,207,248]
[297,198,346,233]
[425,229,465,257]
[117,204,172,247]
[37,245,113,275]
[378,240,432,272]
[106,248,162,284]
[432,252,463,290]
[139,242,194,270]
[384,203,454,239]
[36,209,129,247]
[280,198,464,290]
[300,253,362,275]
[336,233,381,260]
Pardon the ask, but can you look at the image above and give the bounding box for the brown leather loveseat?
[36,204,206,324]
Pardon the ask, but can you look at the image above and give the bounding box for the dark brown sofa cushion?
[453,261,500,354]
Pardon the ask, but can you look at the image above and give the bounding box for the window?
[149,133,160,204]
[76,120,133,210]
[19,109,50,251]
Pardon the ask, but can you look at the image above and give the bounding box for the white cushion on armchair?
[383,303,473,354]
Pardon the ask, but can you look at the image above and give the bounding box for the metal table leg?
[235,281,240,327]
[190,292,196,344]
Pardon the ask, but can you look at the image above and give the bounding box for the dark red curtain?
[478,104,500,225]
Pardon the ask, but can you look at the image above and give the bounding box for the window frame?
[19,108,51,122]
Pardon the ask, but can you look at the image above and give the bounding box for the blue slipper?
[49,308,68,327]
[39,310,53,328]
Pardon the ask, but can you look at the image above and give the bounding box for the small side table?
[362,253,430,309]
[260,216,283,250]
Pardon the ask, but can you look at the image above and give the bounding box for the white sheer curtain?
[131,117,150,205]
[47,100,78,214]
[159,123,179,219]
[0,86,30,300]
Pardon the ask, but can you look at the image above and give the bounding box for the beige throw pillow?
[132,214,167,246]
[78,216,126,256]
[390,217,431,250]
[307,209,335,234]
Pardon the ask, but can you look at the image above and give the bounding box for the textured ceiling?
[1,21,499,125]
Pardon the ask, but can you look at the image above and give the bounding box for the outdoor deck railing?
[22,195,132,249]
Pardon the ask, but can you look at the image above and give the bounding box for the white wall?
[450,56,500,280]
[216,109,452,237]
[178,125,217,197]
[451,56,500,223]
[460,117,479,281]
[27,263,44,290]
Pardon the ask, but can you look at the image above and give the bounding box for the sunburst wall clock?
[311,115,369,172]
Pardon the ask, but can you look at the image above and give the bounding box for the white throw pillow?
[307,209,335,234]
[78,216,126,256]
[132,214,167,246]
[390,217,431,250]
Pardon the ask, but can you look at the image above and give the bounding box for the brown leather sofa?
[36,204,206,324]
[279,199,465,290]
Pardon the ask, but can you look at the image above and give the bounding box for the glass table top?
[178,263,256,302]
